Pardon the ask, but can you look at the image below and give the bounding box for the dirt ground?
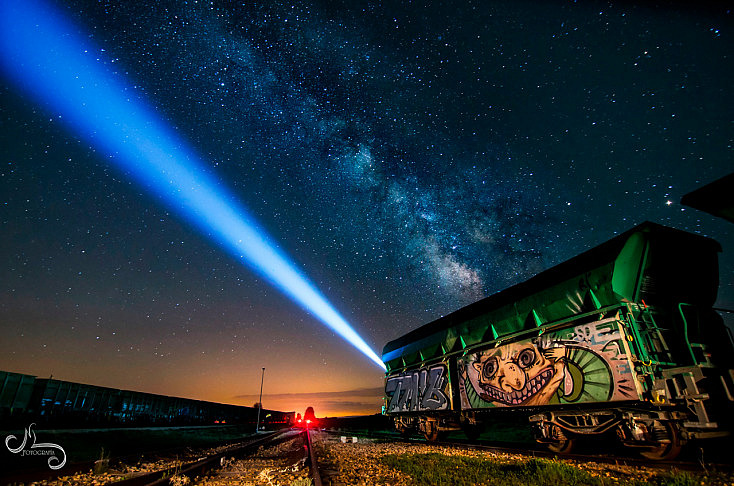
[311,432,734,486]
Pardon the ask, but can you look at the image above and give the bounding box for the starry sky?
[1,0,732,417]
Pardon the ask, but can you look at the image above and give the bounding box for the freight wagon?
[0,371,293,429]
[382,222,734,459]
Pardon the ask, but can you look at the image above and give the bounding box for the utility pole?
[255,367,265,433]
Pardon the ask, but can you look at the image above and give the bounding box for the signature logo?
[5,423,66,470]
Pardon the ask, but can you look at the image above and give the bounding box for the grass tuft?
[380,453,715,486]
[632,470,699,486]
[380,453,606,486]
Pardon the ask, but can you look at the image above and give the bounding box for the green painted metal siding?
[611,231,647,302]
[382,222,720,372]
[383,263,620,370]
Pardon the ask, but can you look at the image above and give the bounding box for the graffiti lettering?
[385,364,448,412]
[570,320,618,346]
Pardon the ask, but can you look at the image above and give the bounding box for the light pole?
[255,367,265,433]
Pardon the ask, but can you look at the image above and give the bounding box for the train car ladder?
[625,304,676,366]
[678,303,713,367]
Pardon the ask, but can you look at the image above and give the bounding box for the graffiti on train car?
[385,363,449,412]
[459,317,640,409]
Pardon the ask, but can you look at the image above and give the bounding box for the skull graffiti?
[471,341,567,406]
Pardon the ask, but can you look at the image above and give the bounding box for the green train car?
[382,222,734,459]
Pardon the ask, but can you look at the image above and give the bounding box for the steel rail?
[113,431,285,486]
[1,428,283,485]
[305,428,323,486]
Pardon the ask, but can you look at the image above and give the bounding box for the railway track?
[113,430,286,485]
[2,428,325,485]
[305,427,323,486]
[111,428,323,485]
[5,427,729,484]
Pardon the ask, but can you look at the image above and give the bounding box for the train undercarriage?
[392,407,689,459]
[529,407,687,460]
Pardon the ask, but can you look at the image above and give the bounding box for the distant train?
[0,371,294,428]
[382,222,734,459]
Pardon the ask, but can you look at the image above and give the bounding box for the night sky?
[1,0,732,417]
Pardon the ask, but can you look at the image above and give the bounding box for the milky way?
[1,0,731,415]
[78,1,556,304]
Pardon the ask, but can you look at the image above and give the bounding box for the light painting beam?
[0,0,386,371]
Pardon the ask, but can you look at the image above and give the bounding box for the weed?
[380,454,721,486]
[168,474,191,486]
[289,478,313,486]
[381,453,606,486]
[92,447,110,474]
[632,470,699,486]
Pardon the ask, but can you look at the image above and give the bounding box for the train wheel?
[421,419,440,442]
[394,418,412,438]
[547,438,575,454]
[546,424,575,454]
[462,423,483,441]
[640,422,682,461]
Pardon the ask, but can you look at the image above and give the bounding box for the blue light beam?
[0,0,386,371]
